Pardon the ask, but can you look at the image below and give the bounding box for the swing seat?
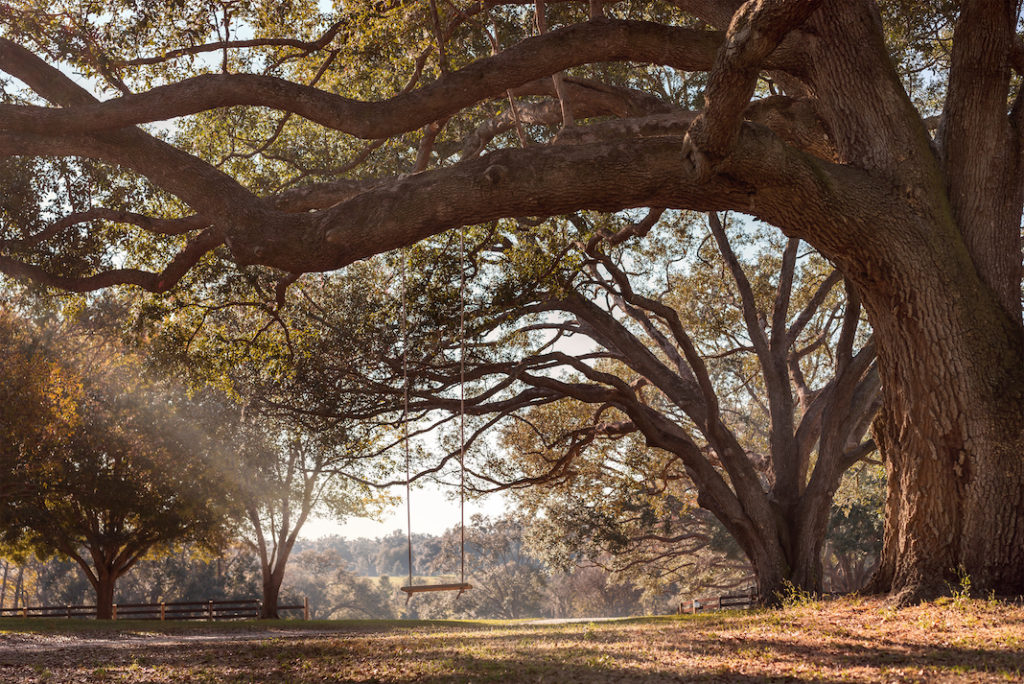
[400,582,472,595]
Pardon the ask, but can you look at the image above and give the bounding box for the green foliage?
[0,311,82,487]
[415,515,549,620]
[0,310,237,608]
[775,579,817,607]
[824,463,885,591]
[284,546,397,619]
[877,0,958,114]
[950,566,973,608]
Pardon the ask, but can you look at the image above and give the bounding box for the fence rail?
[0,597,309,620]
[678,588,758,614]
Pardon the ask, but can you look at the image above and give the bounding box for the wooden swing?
[399,230,471,600]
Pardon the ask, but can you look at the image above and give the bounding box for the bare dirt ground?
[0,597,1022,683]
[0,627,338,652]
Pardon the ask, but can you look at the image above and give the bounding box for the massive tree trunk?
[861,252,1024,601]
[736,527,801,603]
[782,0,1024,602]
[715,489,835,602]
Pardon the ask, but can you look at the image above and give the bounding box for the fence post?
[66,605,71,619]
[160,602,165,621]
[112,604,117,621]
[207,600,213,621]
[21,605,26,618]
[718,596,723,610]
[303,597,309,621]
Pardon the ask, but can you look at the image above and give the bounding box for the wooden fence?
[678,588,758,614]
[0,597,309,620]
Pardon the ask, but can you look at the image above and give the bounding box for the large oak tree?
[1,0,1022,601]
[277,215,877,600]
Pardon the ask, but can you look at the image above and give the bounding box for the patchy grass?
[1,597,1022,682]
[0,617,471,636]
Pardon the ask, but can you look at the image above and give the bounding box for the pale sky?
[301,485,509,540]
[300,325,597,541]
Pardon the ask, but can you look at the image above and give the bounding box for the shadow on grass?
[1,615,1022,683]
[0,616,502,636]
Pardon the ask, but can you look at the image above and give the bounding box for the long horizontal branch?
[0,38,266,230]
[0,228,224,293]
[0,123,895,290]
[4,208,209,248]
[0,129,267,250]
[0,20,799,141]
[112,20,347,67]
[313,123,898,272]
[488,0,741,29]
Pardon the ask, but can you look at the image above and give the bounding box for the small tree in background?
[237,417,387,618]
[116,543,260,605]
[285,546,398,620]
[120,260,399,620]
[0,317,236,619]
[448,515,548,620]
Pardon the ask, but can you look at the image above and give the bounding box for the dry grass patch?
[0,597,1021,682]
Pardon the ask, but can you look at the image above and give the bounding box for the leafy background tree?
[0,312,237,618]
[236,415,388,618]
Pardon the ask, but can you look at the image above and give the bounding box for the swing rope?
[402,247,414,592]
[400,231,471,600]
[459,225,467,588]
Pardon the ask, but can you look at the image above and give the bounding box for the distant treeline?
[0,515,725,620]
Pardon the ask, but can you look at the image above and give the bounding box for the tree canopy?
[265,210,876,598]
[2,0,1023,602]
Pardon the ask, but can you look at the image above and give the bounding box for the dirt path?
[0,628,343,654]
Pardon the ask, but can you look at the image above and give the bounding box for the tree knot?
[484,164,509,185]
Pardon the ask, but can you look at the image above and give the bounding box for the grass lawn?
[0,596,1021,682]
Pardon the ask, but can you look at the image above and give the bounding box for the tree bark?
[725,493,833,603]
[95,570,117,620]
[778,0,1024,603]
[746,543,791,604]
[0,560,8,610]
[856,228,1024,602]
[789,511,826,593]
[260,565,285,619]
